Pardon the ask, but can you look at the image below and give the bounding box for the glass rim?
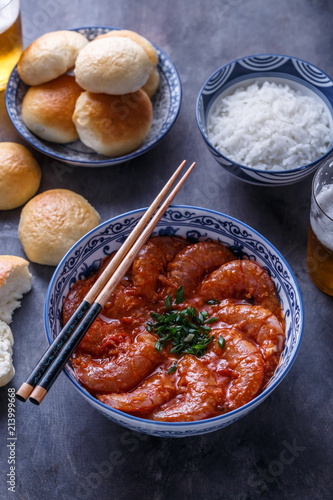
[0,0,17,10]
[312,157,333,222]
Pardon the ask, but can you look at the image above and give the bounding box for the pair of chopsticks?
[16,160,195,405]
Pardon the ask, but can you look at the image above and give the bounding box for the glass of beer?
[0,0,22,91]
[306,157,333,295]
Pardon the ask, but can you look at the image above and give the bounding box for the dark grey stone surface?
[0,1,332,499]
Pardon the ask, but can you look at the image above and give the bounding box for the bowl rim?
[196,52,333,176]
[5,25,182,167]
[44,204,304,428]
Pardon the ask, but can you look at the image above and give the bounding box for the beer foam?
[312,183,333,249]
[317,183,333,219]
[0,0,19,34]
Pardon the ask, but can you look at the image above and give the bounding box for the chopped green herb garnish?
[167,361,177,374]
[155,340,162,353]
[218,335,225,349]
[175,286,184,304]
[165,295,172,310]
[205,317,218,324]
[205,299,221,306]
[147,304,215,358]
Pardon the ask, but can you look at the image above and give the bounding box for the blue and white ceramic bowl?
[196,54,333,186]
[44,206,303,437]
[6,27,182,167]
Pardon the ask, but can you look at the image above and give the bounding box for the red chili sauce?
[63,236,285,422]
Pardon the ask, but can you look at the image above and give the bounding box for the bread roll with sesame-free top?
[0,142,41,210]
[74,37,151,95]
[18,189,100,266]
[21,75,83,143]
[17,30,88,85]
[95,29,160,97]
[73,90,153,156]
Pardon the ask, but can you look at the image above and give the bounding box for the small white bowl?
[6,26,182,167]
[44,205,304,437]
[196,54,333,185]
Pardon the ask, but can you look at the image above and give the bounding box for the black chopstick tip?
[15,393,27,403]
[29,396,40,406]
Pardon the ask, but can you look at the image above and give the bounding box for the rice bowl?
[207,79,332,171]
[196,54,333,185]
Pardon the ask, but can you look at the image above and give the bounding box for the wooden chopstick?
[16,160,188,404]
[17,160,195,405]
[29,160,195,405]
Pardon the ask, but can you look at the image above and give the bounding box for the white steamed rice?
[207,81,332,171]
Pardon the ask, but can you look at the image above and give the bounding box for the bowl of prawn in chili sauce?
[45,205,304,437]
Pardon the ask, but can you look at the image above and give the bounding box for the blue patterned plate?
[5,27,182,166]
[196,54,333,185]
[44,206,304,437]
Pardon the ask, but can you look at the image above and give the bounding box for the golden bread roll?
[17,30,88,85]
[21,75,83,143]
[95,30,160,97]
[72,90,153,156]
[95,29,158,66]
[0,255,32,324]
[0,142,41,210]
[74,37,151,95]
[18,189,100,266]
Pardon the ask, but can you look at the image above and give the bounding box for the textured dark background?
[0,1,332,499]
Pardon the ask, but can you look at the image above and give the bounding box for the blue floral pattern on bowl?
[44,206,304,437]
[5,26,182,167]
[196,54,333,186]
